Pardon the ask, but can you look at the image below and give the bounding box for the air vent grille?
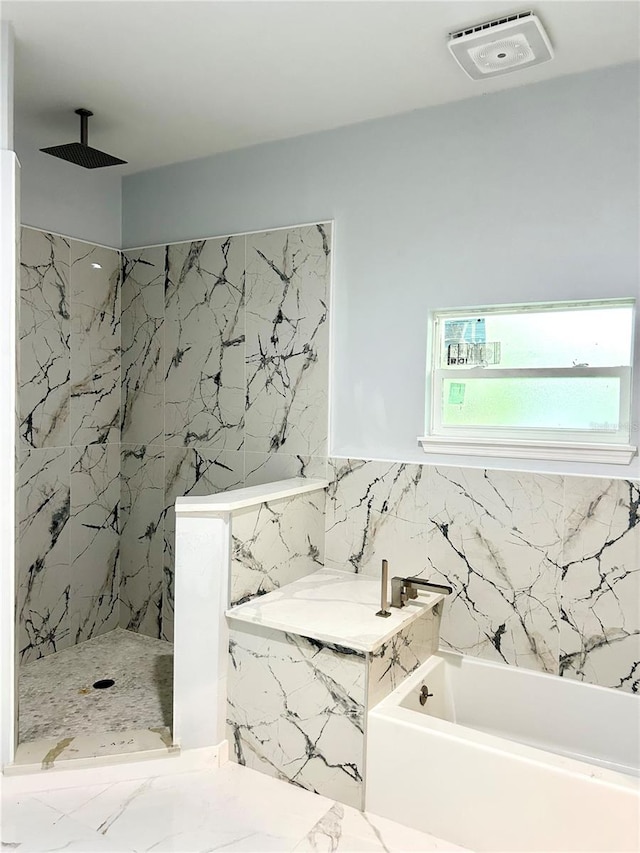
[450,11,533,40]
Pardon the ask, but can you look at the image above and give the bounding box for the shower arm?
[76,108,93,146]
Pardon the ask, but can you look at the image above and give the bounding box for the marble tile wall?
[120,223,332,640]
[245,227,330,457]
[367,606,442,709]
[19,223,637,702]
[18,229,121,664]
[227,623,366,809]
[325,457,639,694]
[20,224,332,655]
[231,491,326,606]
[559,478,639,692]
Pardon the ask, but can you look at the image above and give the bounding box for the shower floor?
[19,628,173,744]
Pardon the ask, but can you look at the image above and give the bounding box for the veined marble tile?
[0,796,123,852]
[19,228,70,449]
[324,457,431,577]
[295,801,470,852]
[245,224,331,457]
[164,237,245,450]
[119,444,164,637]
[227,568,439,653]
[69,445,120,644]
[230,490,325,606]
[162,447,244,640]
[121,247,165,444]
[244,451,328,487]
[560,477,640,693]
[368,605,442,708]
[17,446,72,664]
[427,466,564,674]
[53,763,332,853]
[228,624,366,809]
[69,241,121,446]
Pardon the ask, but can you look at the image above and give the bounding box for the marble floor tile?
[0,796,124,852]
[19,628,173,743]
[50,763,332,852]
[2,762,469,853]
[295,801,470,852]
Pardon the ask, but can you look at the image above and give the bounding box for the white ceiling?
[4,0,640,176]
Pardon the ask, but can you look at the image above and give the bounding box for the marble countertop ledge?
[175,477,329,515]
[226,568,443,653]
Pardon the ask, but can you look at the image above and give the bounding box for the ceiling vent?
[448,11,553,80]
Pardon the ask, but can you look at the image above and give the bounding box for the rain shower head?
[40,109,127,169]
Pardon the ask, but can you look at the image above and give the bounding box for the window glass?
[441,376,621,431]
[439,306,633,370]
[430,299,635,444]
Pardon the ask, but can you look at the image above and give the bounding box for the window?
[419,299,636,464]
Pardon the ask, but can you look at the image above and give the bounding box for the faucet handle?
[391,575,453,608]
[391,576,408,608]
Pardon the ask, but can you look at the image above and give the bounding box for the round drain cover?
[92,679,115,689]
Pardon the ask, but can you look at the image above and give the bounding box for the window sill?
[417,436,637,465]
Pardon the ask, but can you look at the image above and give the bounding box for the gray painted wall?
[16,131,122,248]
[121,63,640,477]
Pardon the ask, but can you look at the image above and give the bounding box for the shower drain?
[92,679,115,689]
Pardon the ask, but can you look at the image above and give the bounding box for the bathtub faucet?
[391,576,453,608]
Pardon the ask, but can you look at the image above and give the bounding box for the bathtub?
[366,651,640,852]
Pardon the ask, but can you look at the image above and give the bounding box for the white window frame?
[419,299,637,465]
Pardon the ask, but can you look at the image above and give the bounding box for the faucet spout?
[391,576,453,608]
[375,559,392,618]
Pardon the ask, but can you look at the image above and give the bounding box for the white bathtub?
[366,651,640,852]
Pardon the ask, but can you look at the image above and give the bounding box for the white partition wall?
[173,513,232,750]
[0,20,19,772]
[172,477,328,752]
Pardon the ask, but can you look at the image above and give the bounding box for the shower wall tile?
[119,444,165,638]
[69,242,121,446]
[245,224,330,457]
[426,466,564,674]
[69,444,120,644]
[162,447,245,641]
[324,458,431,577]
[19,229,70,449]
[17,229,124,662]
[230,490,326,606]
[560,477,640,693]
[121,247,165,445]
[164,237,245,450]
[17,447,72,664]
[367,605,442,709]
[228,623,366,809]
[244,452,327,488]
